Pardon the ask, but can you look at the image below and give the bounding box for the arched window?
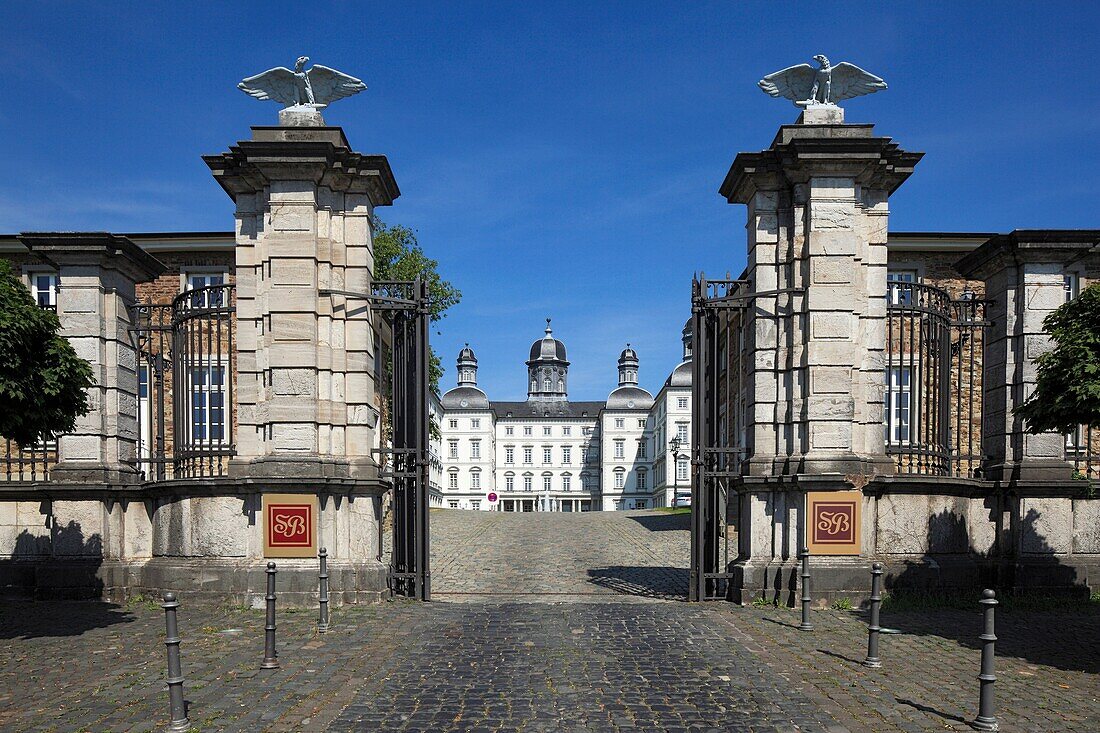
[448,470,459,489]
[558,379,564,391]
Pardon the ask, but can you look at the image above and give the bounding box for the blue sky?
[3,2,1098,400]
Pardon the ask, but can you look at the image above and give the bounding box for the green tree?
[1016,283,1100,435]
[372,217,461,394]
[0,260,95,446]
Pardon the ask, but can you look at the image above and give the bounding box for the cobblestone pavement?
[1,508,1097,732]
[731,603,1100,733]
[427,508,691,601]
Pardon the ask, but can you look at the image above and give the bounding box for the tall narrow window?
[524,474,533,492]
[505,446,514,464]
[448,472,458,489]
[523,447,532,464]
[190,365,226,442]
[562,446,571,464]
[471,440,481,459]
[562,475,571,491]
[637,470,647,490]
[615,418,624,429]
[614,469,625,489]
[676,457,689,482]
[614,439,624,459]
[676,423,688,442]
[471,418,480,429]
[886,367,913,444]
[1065,273,1080,303]
[448,440,458,459]
[505,474,515,491]
[543,475,552,492]
[637,440,647,459]
[471,470,481,489]
[543,446,552,464]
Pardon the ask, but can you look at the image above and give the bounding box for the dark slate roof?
[665,360,691,388]
[491,400,605,419]
[605,386,654,410]
[528,336,568,362]
[441,386,491,410]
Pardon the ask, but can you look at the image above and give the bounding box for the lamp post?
[669,437,683,508]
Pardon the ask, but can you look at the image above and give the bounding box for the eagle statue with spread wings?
[758,55,886,108]
[238,56,366,109]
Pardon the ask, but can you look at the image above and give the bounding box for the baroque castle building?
[435,320,693,511]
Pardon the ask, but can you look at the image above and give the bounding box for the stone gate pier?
[0,118,400,605]
[706,106,1100,604]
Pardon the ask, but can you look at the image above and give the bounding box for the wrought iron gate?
[690,275,747,602]
[372,279,431,600]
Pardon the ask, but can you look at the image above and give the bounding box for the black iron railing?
[130,283,235,481]
[885,282,986,478]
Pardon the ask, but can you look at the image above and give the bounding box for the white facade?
[439,323,693,511]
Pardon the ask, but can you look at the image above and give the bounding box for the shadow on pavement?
[586,566,688,601]
[625,512,690,532]
[0,600,135,640]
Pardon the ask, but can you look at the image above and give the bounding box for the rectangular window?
[449,419,458,429]
[506,476,514,491]
[523,426,532,436]
[615,418,624,429]
[638,419,646,429]
[448,473,458,489]
[886,367,913,443]
[1065,273,1080,303]
[583,427,593,436]
[677,397,689,410]
[524,476,532,492]
[523,447,532,464]
[562,426,571,436]
[505,446,514,464]
[471,501,480,510]
[190,365,226,442]
[448,440,458,459]
[471,440,480,459]
[449,500,459,508]
[677,457,689,482]
[676,423,689,442]
[543,426,552,436]
[543,476,552,492]
[562,446,571,464]
[471,472,481,489]
[614,440,624,459]
[562,475,571,491]
[185,272,226,308]
[30,273,59,308]
[543,447,552,464]
[887,270,917,306]
[505,426,513,435]
[638,441,647,459]
[637,472,647,490]
[615,472,625,489]
[471,418,480,429]
[633,500,647,510]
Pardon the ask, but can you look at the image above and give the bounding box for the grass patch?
[831,597,854,611]
[654,507,691,514]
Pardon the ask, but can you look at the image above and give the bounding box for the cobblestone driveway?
[428,509,691,601]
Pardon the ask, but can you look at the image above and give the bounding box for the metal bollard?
[972,589,999,731]
[863,562,883,668]
[318,547,330,634]
[261,562,280,669]
[799,547,813,631]
[161,592,190,732]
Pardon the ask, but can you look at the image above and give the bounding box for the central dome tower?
[526,318,569,401]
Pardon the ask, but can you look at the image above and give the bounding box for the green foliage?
[1016,284,1100,434]
[751,596,775,608]
[0,260,95,446]
[831,597,854,611]
[372,217,461,395]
